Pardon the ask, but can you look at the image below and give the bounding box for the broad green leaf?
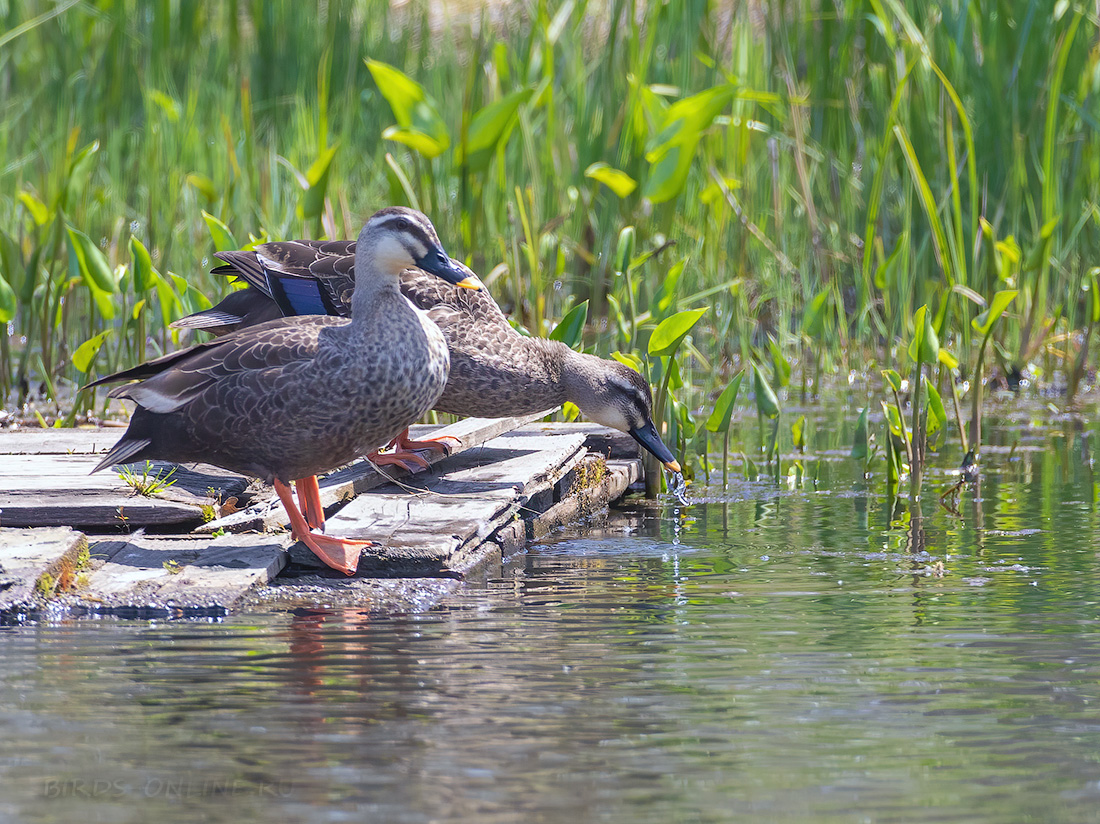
[643,142,692,203]
[66,140,100,203]
[972,289,1017,336]
[654,258,686,314]
[881,400,905,439]
[611,350,644,373]
[129,236,157,292]
[561,401,581,422]
[548,300,588,348]
[850,407,869,460]
[149,89,181,121]
[66,226,117,294]
[937,348,960,369]
[1091,269,1100,324]
[155,270,181,328]
[584,162,638,198]
[186,173,217,203]
[299,143,339,221]
[1022,216,1059,273]
[647,84,735,151]
[643,84,735,203]
[459,87,533,171]
[72,329,113,373]
[202,211,239,252]
[705,372,743,433]
[18,190,49,226]
[0,229,25,306]
[802,289,829,338]
[791,414,806,450]
[382,125,448,158]
[615,226,635,274]
[753,366,780,419]
[0,269,15,323]
[648,307,707,357]
[882,369,903,393]
[367,59,449,157]
[925,376,947,440]
[769,338,791,388]
[908,304,939,363]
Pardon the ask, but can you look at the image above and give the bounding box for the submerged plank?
[198,411,556,535]
[0,527,89,612]
[65,533,290,615]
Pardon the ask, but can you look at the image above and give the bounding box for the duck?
[86,207,480,576]
[174,239,684,477]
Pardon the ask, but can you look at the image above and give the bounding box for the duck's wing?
[88,316,342,413]
[215,240,356,317]
[170,287,285,334]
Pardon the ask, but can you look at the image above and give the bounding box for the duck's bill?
[629,419,681,473]
[417,249,483,290]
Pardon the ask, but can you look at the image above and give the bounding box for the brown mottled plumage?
[88,208,479,574]
[175,241,682,472]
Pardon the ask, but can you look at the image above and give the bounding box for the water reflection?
[2,413,1100,822]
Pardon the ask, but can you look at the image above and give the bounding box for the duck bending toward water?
[87,208,480,575]
[175,239,683,479]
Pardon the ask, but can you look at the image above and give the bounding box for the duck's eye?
[395,218,410,232]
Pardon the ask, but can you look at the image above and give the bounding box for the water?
[3,411,1100,823]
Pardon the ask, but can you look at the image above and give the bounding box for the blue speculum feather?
[267,274,339,317]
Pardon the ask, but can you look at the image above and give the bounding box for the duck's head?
[565,354,682,473]
[357,207,481,290]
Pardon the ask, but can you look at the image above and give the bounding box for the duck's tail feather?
[91,438,152,474]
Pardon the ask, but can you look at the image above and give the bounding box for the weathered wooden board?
[0,527,89,612]
[62,534,290,615]
[0,455,251,529]
[0,426,126,455]
[198,411,556,535]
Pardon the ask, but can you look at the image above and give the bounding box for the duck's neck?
[349,240,404,321]
[559,347,605,404]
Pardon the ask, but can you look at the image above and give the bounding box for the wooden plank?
[198,411,556,535]
[249,454,641,614]
[0,527,89,612]
[288,430,587,574]
[0,455,250,529]
[492,457,642,552]
[524,421,641,460]
[63,534,289,615]
[0,426,125,455]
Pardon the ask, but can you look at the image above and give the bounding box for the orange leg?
[364,427,461,474]
[274,478,375,576]
[393,427,461,456]
[365,447,431,474]
[295,475,326,531]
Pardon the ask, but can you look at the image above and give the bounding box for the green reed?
[1,0,1098,492]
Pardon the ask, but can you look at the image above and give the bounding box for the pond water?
[3,408,1100,823]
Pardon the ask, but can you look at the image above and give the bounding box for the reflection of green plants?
[117,462,178,497]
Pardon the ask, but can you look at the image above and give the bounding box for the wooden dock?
[0,416,647,619]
